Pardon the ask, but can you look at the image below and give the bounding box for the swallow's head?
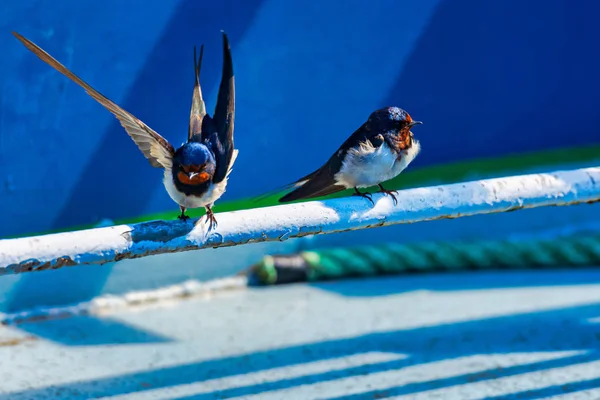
[172,142,216,186]
[369,107,422,131]
[369,107,422,150]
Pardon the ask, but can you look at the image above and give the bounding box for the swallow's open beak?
[409,121,423,127]
[188,172,199,179]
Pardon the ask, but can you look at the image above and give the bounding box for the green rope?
[248,233,600,285]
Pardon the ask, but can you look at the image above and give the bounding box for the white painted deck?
[1,269,600,399]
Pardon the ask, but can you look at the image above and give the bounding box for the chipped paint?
[0,276,248,325]
[0,167,599,275]
[0,336,37,347]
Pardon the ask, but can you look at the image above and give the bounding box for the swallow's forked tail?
[250,169,320,204]
[278,168,345,203]
[189,45,206,139]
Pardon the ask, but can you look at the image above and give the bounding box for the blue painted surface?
[1,0,599,237]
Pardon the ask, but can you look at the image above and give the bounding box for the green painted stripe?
[7,144,600,239]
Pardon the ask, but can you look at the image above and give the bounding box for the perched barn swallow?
[277,107,421,205]
[12,31,237,229]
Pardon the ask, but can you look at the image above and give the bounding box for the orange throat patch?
[177,167,210,185]
[395,130,412,151]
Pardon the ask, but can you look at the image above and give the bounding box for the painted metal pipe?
[1,166,599,275]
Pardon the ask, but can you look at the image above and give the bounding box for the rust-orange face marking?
[178,165,210,185]
[391,114,414,150]
[395,131,412,150]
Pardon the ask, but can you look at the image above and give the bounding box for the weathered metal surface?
[1,166,599,274]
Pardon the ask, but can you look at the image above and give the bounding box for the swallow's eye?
[401,120,412,128]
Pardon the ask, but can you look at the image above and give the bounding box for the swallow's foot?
[204,206,218,230]
[378,184,398,206]
[178,206,190,221]
[353,187,374,206]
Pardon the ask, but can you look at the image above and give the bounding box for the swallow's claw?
[178,206,191,221]
[378,184,398,206]
[353,188,375,206]
[204,207,218,230]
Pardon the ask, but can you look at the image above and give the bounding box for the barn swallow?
[277,107,421,205]
[13,31,236,229]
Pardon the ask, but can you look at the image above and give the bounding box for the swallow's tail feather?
[278,169,345,203]
[250,169,320,204]
[189,45,206,139]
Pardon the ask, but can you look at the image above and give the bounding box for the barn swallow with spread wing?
[278,107,421,205]
[13,31,236,229]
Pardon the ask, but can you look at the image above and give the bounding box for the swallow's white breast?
[162,170,212,209]
[334,139,420,188]
[162,149,239,210]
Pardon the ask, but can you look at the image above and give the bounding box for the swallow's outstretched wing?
[188,45,207,140]
[13,31,174,169]
[211,31,236,184]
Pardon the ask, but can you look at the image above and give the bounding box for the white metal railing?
[1,166,599,275]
